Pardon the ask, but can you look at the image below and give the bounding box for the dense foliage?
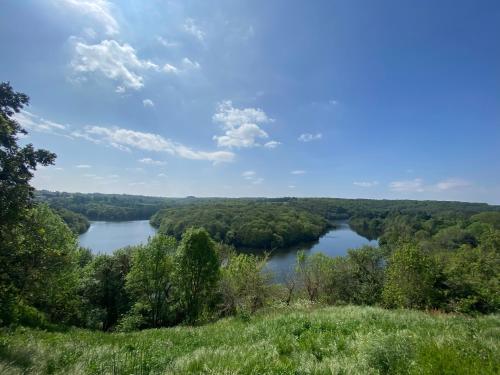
[53,207,90,234]
[0,82,57,325]
[36,190,174,221]
[151,201,330,249]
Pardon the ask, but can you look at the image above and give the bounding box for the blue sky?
[1,0,499,203]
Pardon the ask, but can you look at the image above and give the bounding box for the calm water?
[265,222,378,277]
[78,220,157,254]
[78,221,377,273]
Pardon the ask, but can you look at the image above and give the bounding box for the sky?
[1,0,499,203]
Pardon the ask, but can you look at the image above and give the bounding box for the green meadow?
[1,304,499,375]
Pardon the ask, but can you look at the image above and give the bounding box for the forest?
[1,83,499,373]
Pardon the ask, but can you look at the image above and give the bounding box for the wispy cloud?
[162,58,200,75]
[389,178,425,192]
[436,178,471,191]
[291,170,306,175]
[138,157,166,166]
[71,39,158,91]
[389,178,471,193]
[354,181,379,187]
[242,170,263,185]
[15,110,67,135]
[298,133,322,142]
[183,18,205,42]
[212,100,277,148]
[142,99,154,107]
[156,36,178,48]
[76,164,92,169]
[264,141,281,149]
[83,126,234,163]
[57,0,119,35]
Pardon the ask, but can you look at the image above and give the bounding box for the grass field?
[1,304,499,374]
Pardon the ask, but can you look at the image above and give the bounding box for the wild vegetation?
[1,83,499,373]
[2,305,499,374]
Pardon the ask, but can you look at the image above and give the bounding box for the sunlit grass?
[1,305,499,374]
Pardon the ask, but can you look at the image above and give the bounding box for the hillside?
[1,305,498,374]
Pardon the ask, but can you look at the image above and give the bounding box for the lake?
[78,221,378,272]
[265,222,378,277]
[78,220,157,254]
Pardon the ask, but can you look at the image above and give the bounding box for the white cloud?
[264,140,281,149]
[436,178,471,191]
[213,100,277,148]
[156,36,178,47]
[354,181,379,187]
[82,126,234,163]
[57,0,119,35]
[288,185,296,189]
[15,110,67,134]
[71,40,159,91]
[242,170,256,179]
[157,173,167,177]
[329,99,338,105]
[182,57,200,70]
[389,178,471,193]
[138,157,166,166]
[163,64,179,74]
[143,99,154,107]
[298,133,322,142]
[76,164,92,168]
[389,178,425,193]
[163,58,200,75]
[291,170,306,175]
[183,18,205,42]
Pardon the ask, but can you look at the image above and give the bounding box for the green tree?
[126,235,177,328]
[176,228,220,323]
[296,251,333,302]
[382,243,440,309]
[219,252,271,316]
[0,83,57,324]
[444,242,500,313]
[9,205,81,325]
[82,249,131,330]
[0,82,56,226]
[346,246,385,305]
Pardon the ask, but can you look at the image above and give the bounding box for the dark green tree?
[0,82,56,325]
[82,249,132,330]
[382,243,440,309]
[0,82,56,226]
[176,228,220,323]
[126,235,177,328]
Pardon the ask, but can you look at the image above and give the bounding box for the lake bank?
[79,221,377,274]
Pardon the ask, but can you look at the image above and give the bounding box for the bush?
[383,243,441,309]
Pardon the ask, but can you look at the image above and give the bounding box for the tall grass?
[1,305,499,374]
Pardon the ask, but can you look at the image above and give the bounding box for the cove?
[78,220,157,254]
[265,222,378,277]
